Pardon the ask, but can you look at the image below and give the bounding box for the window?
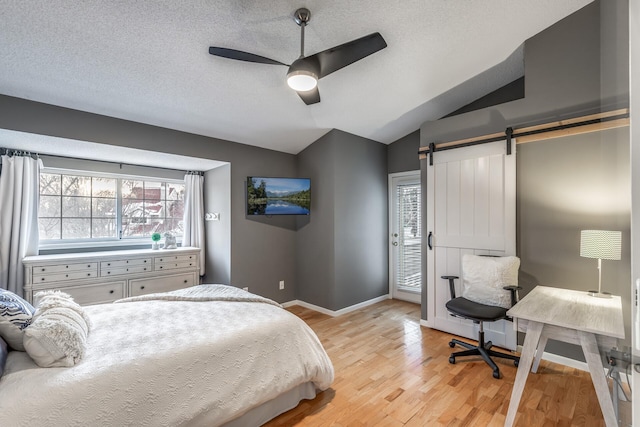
[39,169,184,245]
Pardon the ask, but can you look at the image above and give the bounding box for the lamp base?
[588,290,612,298]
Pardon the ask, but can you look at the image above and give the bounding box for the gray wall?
[334,131,388,309]
[0,95,298,302]
[204,163,231,284]
[297,130,388,311]
[419,0,631,359]
[296,132,336,309]
[0,95,389,308]
[387,130,420,174]
[517,128,630,359]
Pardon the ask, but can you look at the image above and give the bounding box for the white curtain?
[0,154,43,297]
[183,173,205,276]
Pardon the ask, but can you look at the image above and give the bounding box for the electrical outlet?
[279,280,285,290]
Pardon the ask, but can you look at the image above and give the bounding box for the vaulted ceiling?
[0,1,592,154]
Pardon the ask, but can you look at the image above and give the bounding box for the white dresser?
[22,247,201,305]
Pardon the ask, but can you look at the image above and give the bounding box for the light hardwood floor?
[264,299,609,427]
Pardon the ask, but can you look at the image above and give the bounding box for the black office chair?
[442,255,521,379]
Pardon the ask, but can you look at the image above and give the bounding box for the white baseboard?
[282,294,390,317]
[515,345,588,372]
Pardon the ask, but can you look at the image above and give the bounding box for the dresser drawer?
[154,254,197,264]
[33,270,97,284]
[100,258,151,269]
[102,265,151,277]
[32,262,97,275]
[155,260,197,271]
[129,273,196,297]
[42,281,126,306]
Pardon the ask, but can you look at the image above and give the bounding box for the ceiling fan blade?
[297,87,321,105]
[308,32,387,79]
[209,47,288,66]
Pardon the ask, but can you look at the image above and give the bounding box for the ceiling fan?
[209,8,387,105]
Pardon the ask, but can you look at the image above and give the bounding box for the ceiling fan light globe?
[287,71,318,92]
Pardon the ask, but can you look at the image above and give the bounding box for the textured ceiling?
[0,0,592,155]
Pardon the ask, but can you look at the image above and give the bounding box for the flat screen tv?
[247,176,311,215]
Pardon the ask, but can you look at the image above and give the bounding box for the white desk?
[505,286,625,427]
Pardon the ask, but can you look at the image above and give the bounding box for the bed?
[0,285,334,426]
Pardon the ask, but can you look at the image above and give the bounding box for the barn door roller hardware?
[419,108,630,164]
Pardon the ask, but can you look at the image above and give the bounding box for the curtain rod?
[0,147,196,174]
[0,148,40,159]
[418,108,630,162]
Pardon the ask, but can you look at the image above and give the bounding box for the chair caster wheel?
[449,356,456,364]
[493,371,500,379]
[448,341,455,348]
[514,360,519,367]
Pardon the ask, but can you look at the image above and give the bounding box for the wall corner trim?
[282,294,390,317]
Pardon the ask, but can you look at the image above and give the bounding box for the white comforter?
[0,285,334,426]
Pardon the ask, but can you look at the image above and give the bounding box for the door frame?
[388,170,422,304]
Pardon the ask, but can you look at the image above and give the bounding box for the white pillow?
[461,255,520,309]
[23,291,92,368]
[0,289,35,351]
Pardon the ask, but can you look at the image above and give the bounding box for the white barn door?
[425,140,517,350]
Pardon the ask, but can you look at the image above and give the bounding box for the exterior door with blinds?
[389,171,421,304]
[425,140,517,350]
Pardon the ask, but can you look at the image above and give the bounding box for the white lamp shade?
[580,230,622,260]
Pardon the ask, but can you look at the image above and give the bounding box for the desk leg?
[578,331,617,427]
[531,334,548,374]
[505,320,544,427]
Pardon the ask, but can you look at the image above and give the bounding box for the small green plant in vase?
[151,232,162,250]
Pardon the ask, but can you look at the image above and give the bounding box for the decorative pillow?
[23,291,92,368]
[0,336,8,378]
[0,289,35,351]
[461,254,520,309]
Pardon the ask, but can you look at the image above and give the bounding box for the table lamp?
[580,230,622,298]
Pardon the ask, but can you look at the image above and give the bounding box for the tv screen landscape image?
[247,177,311,215]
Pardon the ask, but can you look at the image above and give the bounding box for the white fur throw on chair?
[461,254,520,309]
[23,291,92,368]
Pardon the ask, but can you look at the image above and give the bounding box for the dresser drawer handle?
[87,273,91,276]
[65,274,69,278]
[107,263,111,266]
[141,286,145,290]
[144,260,147,263]
[87,265,91,268]
[143,267,147,271]
[109,290,114,294]
[41,268,45,272]
[107,271,111,275]
[183,280,188,284]
[41,278,45,281]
